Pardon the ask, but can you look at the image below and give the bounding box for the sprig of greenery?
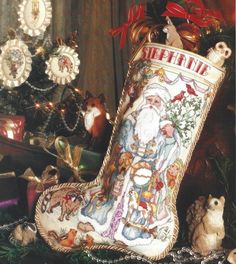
[209,153,236,246]
[166,95,202,147]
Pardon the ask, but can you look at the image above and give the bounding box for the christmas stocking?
[35,42,230,260]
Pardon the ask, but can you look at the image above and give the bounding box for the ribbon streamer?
[54,136,84,181]
[109,4,145,48]
[0,199,18,209]
[20,166,59,193]
[162,2,220,27]
[43,136,101,182]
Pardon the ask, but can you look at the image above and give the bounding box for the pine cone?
[186,196,207,242]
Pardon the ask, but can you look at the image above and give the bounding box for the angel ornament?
[207,42,232,68]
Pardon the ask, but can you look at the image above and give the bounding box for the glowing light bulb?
[35,103,40,109]
[48,102,54,108]
[106,112,111,120]
[35,46,45,55]
[74,88,82,94]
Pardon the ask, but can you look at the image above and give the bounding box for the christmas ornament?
[186,195,225,256]
[176,23,201,53]
[0,39,32,88]
[18,0,52,36]
[45,45,80,85]
[206,42,232,68]
[163,17,183,49]
[130,19,159,46]
[160,1,222,53]
[9,222,37,246]
[0,171,19,209]
[0,114,25,141]
[35,41,230,260]
[20,166,59,215]
[83,91,112,151]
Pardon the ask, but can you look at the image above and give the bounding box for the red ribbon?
[109,4,145,48]
[191,7,222,20]
[185,0,222,20]
[162,2,220,27]
[185,0,204,8]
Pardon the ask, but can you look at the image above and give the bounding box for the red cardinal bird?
[171,91,185,103]
[186,84,198,96]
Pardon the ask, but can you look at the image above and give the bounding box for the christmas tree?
[0,29,86,138]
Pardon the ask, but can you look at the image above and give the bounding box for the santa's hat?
[160,119,172,129]
[144,83,171,103]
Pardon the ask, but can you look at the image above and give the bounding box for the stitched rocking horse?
[35,40,230,260]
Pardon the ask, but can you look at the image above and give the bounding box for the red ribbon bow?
[185,0,204,8]
[162,2,219,27]
[185,0,222,20]
[191,7,222,20]
[109,4,145,48]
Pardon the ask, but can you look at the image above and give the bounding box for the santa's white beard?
[135,105,161,144]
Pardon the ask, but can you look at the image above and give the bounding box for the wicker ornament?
[0,39,32,88]
[18,0,52,37]
[45,45,80,85]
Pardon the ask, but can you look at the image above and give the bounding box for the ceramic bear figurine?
[35,42,230,260]
[228,248,236,264]
[186,195,225,256]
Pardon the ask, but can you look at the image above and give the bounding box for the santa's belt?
[136,146,154,156]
